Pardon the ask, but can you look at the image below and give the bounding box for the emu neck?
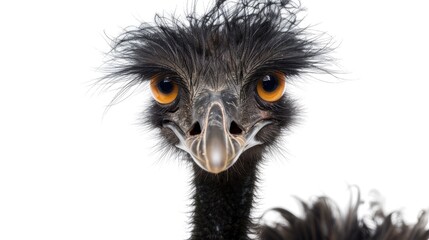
[190,152,260,240]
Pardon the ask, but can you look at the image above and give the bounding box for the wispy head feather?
[102,0,333,103]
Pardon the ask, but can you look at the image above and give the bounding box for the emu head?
[106,0,328,174]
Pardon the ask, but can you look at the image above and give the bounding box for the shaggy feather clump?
[259,194,429,240]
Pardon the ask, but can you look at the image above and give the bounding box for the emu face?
[107,0,327,174]
[152,62,293,173]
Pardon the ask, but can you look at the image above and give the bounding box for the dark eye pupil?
[157,78,174,94]
[262,75,278,92]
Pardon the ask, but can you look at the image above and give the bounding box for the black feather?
[259,193,429,240]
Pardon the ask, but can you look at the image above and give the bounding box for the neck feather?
[189,150,262,240]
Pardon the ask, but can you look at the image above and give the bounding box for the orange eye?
[256,72,286,102]
[150,77,179,104]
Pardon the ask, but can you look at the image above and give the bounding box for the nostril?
[189,122,202,136]
[229,121,244,135]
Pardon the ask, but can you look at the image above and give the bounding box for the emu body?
[104,0,429,239]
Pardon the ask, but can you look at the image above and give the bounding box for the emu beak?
[164,94,270,174]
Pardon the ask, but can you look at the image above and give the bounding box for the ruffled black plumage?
[103,0,332,103]
[259,194,429,240]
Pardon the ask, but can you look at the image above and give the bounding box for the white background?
[1,0,428,239]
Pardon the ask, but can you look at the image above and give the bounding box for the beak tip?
[208,168,224,174]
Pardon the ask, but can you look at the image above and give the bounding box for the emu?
[103,0,429,239]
